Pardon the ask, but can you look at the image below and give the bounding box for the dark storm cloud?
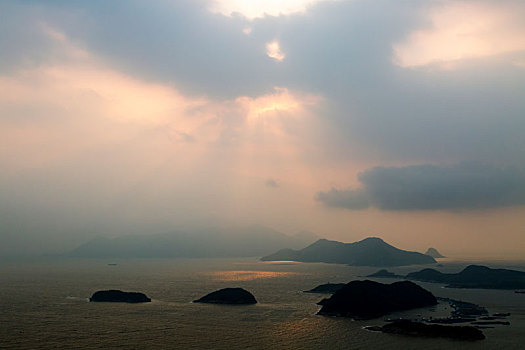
[317,163,525,210]
[0,0,280,97]
[0,0,424,98]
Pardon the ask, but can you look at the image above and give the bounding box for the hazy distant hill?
[260,237,436,267]
[70,226,317,258]
[407,265,525,289]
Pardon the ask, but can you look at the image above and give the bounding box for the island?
[89,290,151,303]
[425,248,445,258]
[366,269,403,278]
[317,280,437,319]
[471,321,510,326]
[367,320,485,341]
[193,288,257,305]
[261,237,436,267]
[304,283,345,294]
[440,298,488,318]
[425,297,487,324]
[406,265,525,289]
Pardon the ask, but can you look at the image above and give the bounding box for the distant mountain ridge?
[260,237,436,267]
[70,226,316,258]
[407,265,525,289]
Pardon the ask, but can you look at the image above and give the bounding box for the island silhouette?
[261,237,436,266]
[425,247,445,258]
[193,288,257,305]
[407,265,525,289]
[316,280,437,319]
[89,290,151,303]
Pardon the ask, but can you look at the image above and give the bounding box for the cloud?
[0,26,324,254]
[316,188,369,209]
[265,179,280,188]
[266,41,286,61]
[393,0,525,68]
[3,0,524,166]
[317,163,525,211]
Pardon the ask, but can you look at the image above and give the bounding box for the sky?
[1,0,524,257]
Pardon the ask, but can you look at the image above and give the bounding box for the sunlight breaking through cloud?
[266,41,286,61]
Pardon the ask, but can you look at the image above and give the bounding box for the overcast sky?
[1,0,524,257]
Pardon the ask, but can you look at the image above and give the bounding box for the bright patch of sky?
[393,1,525,68]
[266,41,286,61]
[210,0,336,19]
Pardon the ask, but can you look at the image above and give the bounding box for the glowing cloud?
[237,87,318,121]
[0,24,324,204]
[266,41,286,61]
[210,0,333,19]
[393,1,525,68]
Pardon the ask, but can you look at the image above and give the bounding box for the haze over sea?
[1,257,524,349]
[1,0,524,348]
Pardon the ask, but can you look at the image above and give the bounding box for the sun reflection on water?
[202,270,305,281]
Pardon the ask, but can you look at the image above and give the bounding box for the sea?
[1,257,524,349]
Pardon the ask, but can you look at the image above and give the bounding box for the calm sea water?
[1,257,524,349]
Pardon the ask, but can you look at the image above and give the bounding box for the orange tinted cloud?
[0,25,325,205]
[393,1,525,68]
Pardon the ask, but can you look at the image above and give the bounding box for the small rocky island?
[425,248,445,258]
[317,280,437,319]
[367,320,485,341]
[304,283,345,294]
[193,288,257,305]
[89,290,151,303]
[366,269,403,278]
